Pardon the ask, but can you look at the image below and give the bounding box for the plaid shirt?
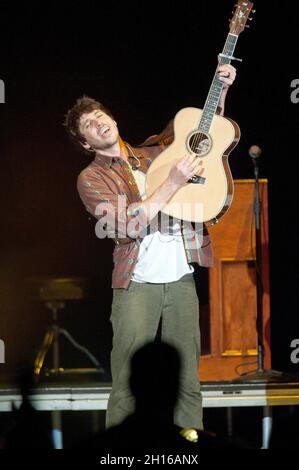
[77,122,213,289]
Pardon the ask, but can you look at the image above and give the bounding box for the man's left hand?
[217,64,237,89]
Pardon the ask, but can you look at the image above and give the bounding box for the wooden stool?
[29,276,106,449]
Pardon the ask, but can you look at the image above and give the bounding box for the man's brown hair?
[63,95,114,144]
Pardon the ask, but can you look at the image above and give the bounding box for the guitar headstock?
[229,1,255,35]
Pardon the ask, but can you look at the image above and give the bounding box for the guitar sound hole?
[188,131,211,157]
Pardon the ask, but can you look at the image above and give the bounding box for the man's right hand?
[167,154,203,189]
[128,154,203,233]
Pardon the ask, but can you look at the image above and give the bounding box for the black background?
[0,0,298,379]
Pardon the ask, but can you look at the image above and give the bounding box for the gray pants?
[106,273,202,430]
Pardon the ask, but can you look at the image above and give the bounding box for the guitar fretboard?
[199,34,238,133]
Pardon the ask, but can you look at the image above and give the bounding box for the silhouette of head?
[129,341,181,422]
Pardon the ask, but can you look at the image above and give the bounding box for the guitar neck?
[199,33,239,133]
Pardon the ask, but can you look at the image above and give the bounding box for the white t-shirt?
[131,169,194,283]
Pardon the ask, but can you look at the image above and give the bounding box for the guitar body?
[146,107,240,224]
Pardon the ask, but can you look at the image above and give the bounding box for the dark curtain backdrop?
[0,0,298,378]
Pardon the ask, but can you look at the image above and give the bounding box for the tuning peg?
[245,25,250,28]
[252,9,256,13]
[248,17,253,20]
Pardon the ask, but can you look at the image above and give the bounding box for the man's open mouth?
[99,125,110,136]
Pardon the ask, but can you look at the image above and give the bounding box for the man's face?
[79,109,119,152]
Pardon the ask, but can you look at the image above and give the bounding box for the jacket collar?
[93,139,143,170]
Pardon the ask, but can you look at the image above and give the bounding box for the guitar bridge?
[188,175,206,184]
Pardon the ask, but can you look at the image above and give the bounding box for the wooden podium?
[199,179,271,381]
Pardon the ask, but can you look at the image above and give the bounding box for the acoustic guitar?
[145,0,254,225]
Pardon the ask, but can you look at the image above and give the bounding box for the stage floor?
[1,378,299,411]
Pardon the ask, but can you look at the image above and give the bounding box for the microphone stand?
[234,155,287,383]
[254,159,267,373]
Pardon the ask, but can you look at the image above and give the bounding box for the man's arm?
[77,154,202,241]
[217,63,237,116]
[217,88,228,116]
[127,154,202,230]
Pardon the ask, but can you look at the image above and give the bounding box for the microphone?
[248,145,262,160]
